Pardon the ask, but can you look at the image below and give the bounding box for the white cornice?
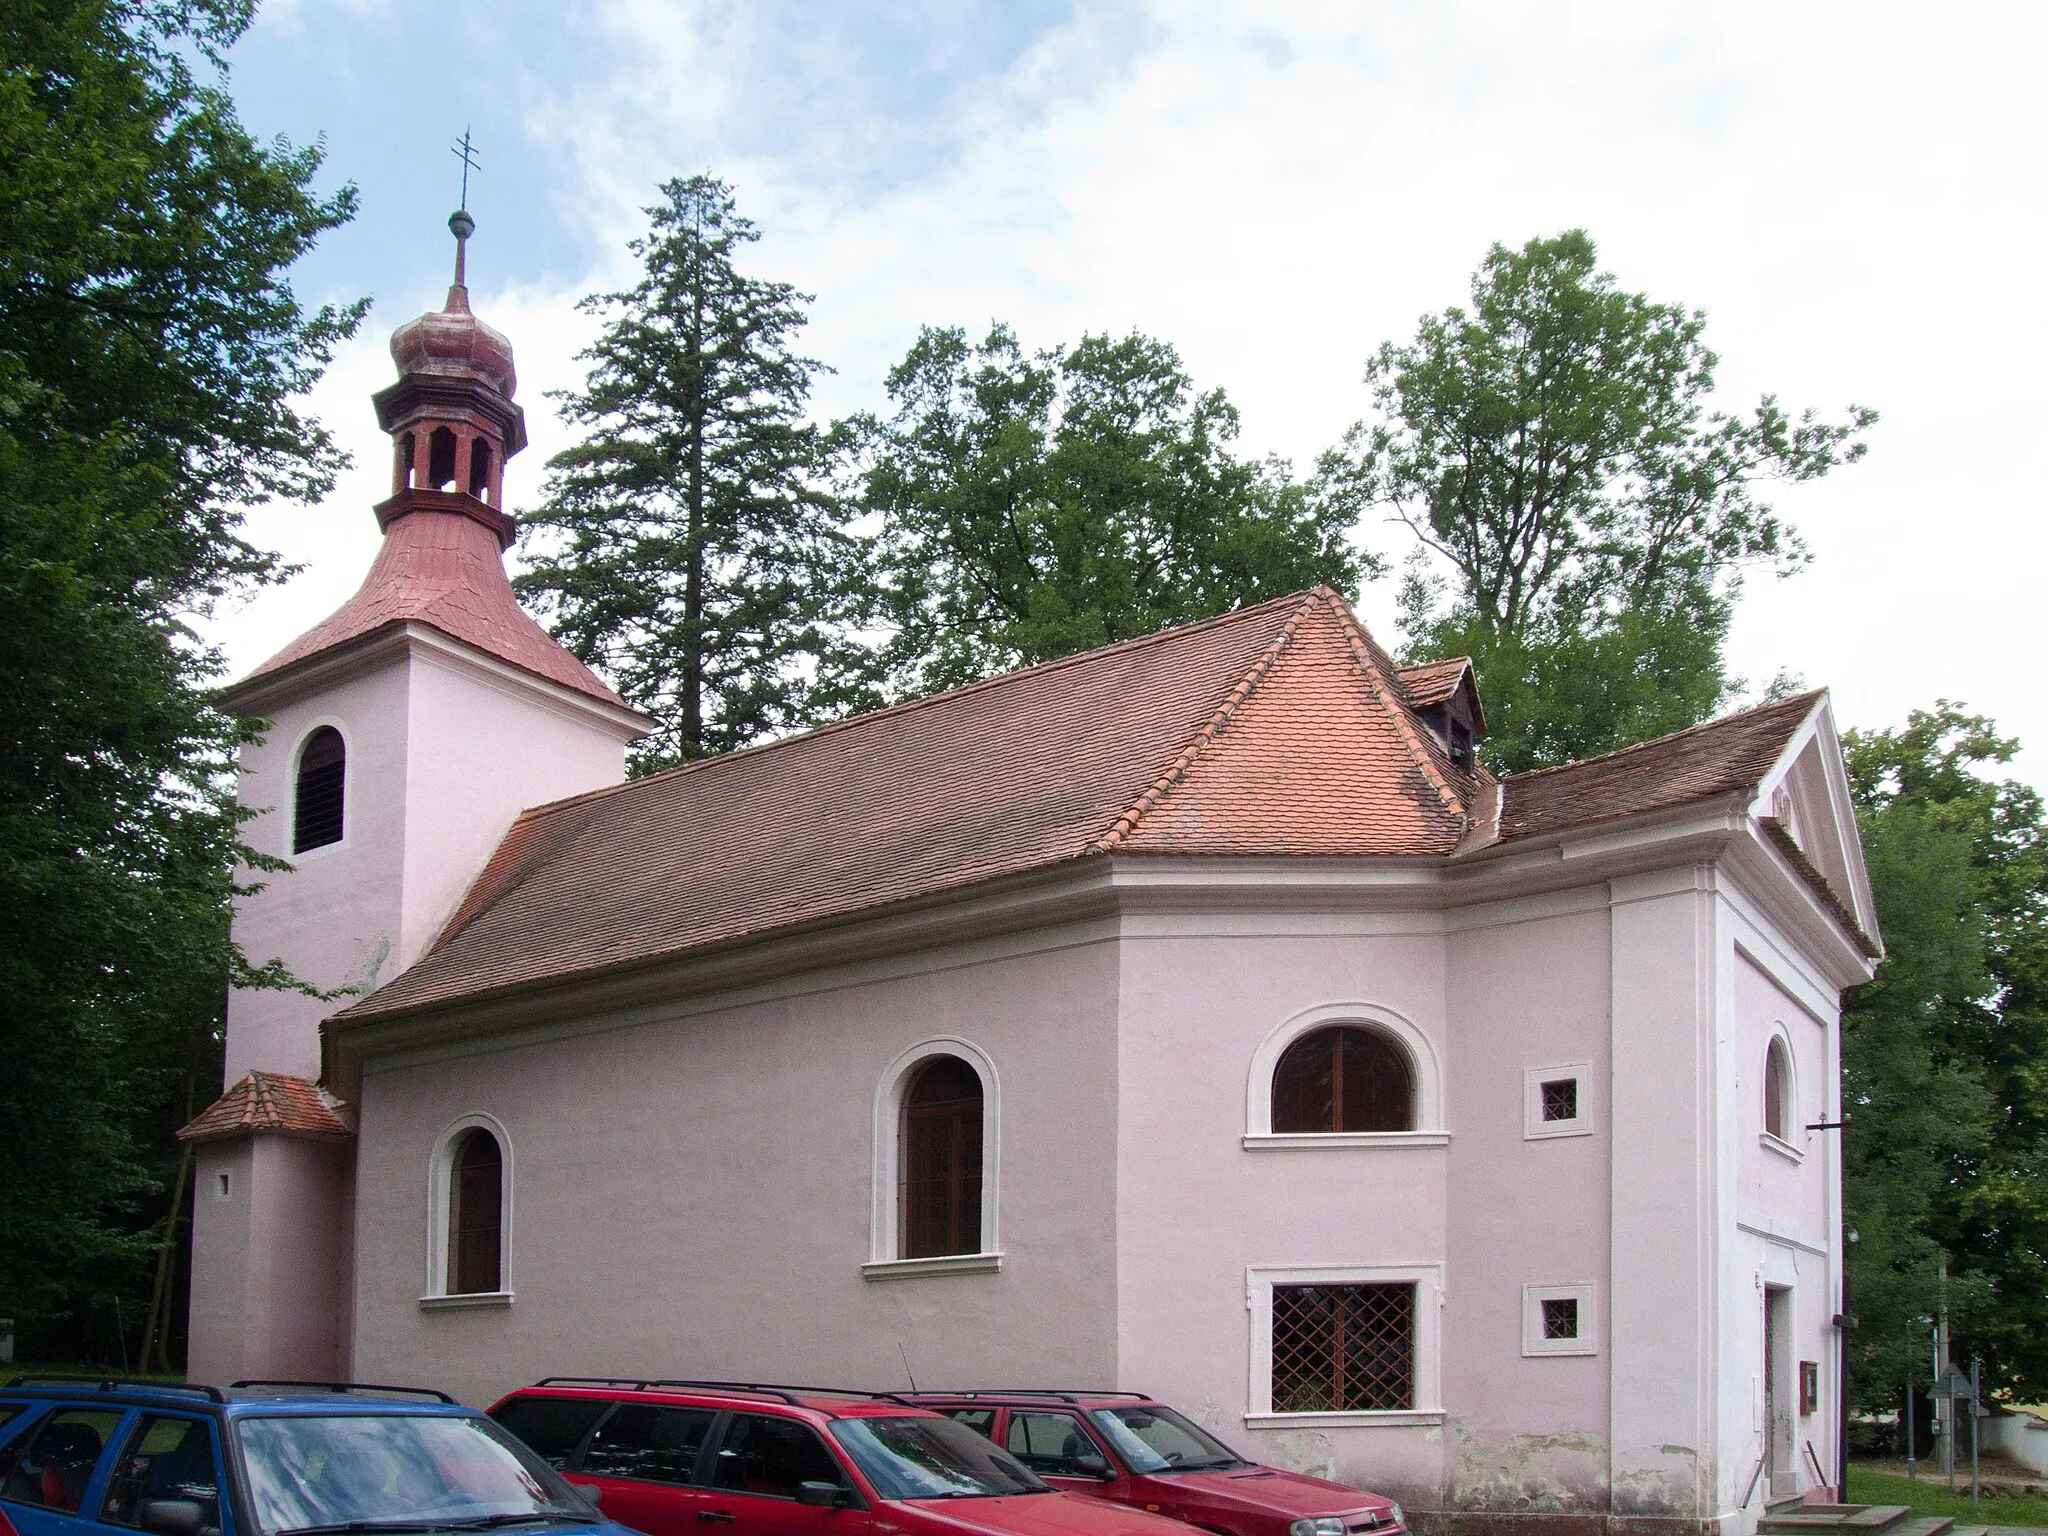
[324,788,1872,1098]
[218,620,653,740]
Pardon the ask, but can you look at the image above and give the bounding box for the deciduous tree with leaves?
[1331,231,1874,771]
[517,177,875,770]
[1,0,360,1343]
[858,323,1367,696]
[1842,707,2048,1407]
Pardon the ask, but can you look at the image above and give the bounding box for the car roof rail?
[4,1376,228,1403]
[904,1389,1154,1403]
[230,1380,456,1404]
[529,1378,902,1409]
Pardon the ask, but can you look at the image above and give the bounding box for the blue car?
[0,1378,628,1536]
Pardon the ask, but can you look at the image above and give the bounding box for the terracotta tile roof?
[237,492,632,711]
[343,589,1473,1021]
[1396,657,1473,709]
[337,597,1840,1025]
[1496,691,1822,843]
[178,1071,354,1141]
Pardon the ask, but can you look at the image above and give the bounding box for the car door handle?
[697,1513,736,1524]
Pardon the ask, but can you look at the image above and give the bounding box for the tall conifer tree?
[517,177,874,770]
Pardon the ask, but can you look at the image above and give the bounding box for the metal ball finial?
[449,209,476,241]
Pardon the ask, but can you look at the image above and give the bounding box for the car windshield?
[1087,1407,1251,1473]
[238,1413,599,1535]
[829,1416,1048,1500]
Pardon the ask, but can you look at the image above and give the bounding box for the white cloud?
[211,0,2048,787]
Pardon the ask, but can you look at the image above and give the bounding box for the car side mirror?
[138,1499,207,1536]
[569,1483,604,1511]
[1072,1456,1112,1479]
[795,1482,850,1509]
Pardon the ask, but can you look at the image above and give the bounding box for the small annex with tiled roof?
[178,1070,353,1142]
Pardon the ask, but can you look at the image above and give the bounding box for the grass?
[1848,1464,2048,1528]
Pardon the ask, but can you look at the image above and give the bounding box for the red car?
[486,1380,1208,1536]
[900,1393,1402,1536]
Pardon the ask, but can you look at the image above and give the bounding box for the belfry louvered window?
[900,1055,983,1258]
[1272,1282,1415,1412]
[293,727,346,853]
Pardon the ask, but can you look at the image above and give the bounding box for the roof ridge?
[502,589,1322,819]
[1506,689,1826,782]
[1096,590,1325,850]
[1329,599,1467,820]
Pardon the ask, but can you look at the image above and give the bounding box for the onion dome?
[387,210,518,398]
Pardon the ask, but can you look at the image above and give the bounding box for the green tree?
[0,0,358,1337]
[858,324,1368,696]
[1331,230,1874,770]
[516,176,874,771]
[1843,707,2048,1406]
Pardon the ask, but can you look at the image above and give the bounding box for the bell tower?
[378,209,523,515]
[181,209,652,1387]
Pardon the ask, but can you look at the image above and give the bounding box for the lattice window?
[1271,1282,1414,1411]
[1541,1078,1578,1122]
[1541,1297,1579,1340]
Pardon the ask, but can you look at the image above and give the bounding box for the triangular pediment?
[1749,696,1881,954]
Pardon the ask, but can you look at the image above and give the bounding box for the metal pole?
[1970,1359,1981,1513]
[1839,1264,1852,1500]
[1906,1382,1916,1481]
[1939,1258,1954,1491]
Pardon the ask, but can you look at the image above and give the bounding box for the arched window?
[448,1127,504,1294]
[1272,1025,1414,1134]
[293,727,345,853]
[900,1055,983,1259]
[1764,1037,1793,1141]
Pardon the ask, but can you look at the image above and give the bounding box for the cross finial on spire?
[447,129,481,295]
[452,127,481,208]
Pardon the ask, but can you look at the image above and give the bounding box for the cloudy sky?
[210,0,2048,787]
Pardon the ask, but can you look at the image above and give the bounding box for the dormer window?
[1448,719,1473,766]
[292,727,346,853]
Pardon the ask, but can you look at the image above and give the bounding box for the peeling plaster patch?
[1263,1429,1338,1481]
[1449,1418,1609,1513]
[1609,1444,1706,1518]
[362,935,390,992]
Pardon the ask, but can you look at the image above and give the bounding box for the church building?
[182,218,1882,1536]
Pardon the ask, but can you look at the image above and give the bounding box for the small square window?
[214,1172,232,1200]
[1522,1283,1595,1356]
[1524,1063,1591,1139]
[1540,1079,1578,1122]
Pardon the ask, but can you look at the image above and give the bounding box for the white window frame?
[1521,1283,1597,1356]
[865,1037,1002,1280]
[1244,1262,1445,1427]
[286,716,351,860]
[1523,1062,1593,1140]
[421,1112,514,1308]
[1244,1001,1447,1149]
[1761,1025,1802,1161]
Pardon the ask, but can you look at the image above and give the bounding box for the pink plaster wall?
[1443,905,1613,1511]
[187,1136,353,1385]
[227,661,412,1083]
[1731,950,1841,1501]
[346,936,1123,1408]
[225,645,632,1084]
[1113,930,1451,1503]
